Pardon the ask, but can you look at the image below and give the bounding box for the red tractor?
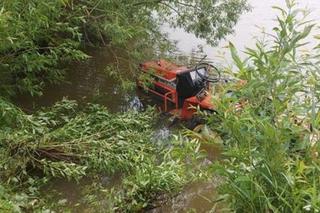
[137,58,222,121]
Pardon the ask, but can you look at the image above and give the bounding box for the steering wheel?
[195,62,221,83]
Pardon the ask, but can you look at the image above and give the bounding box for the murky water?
[15,47,142,113]
[149,176,224,213]
[43,173,123,212]
[167,0,320,64]
[16,1,320,212]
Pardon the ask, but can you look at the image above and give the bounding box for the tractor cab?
[137,59,220,120]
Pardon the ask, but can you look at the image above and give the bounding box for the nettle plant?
[208,1,320,212]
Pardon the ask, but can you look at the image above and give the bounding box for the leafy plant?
[206,1,320,212]
[0,98,206,212]
[0,0,250,98]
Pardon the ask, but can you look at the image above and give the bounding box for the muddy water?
[15,47,142,112]
[150,177,223,213]
[43,173,123,212]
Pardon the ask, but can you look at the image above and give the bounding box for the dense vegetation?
[0,98,207,211]
[207,1,320,212]
[1,0,319,212]
[0,0,252,212]
[0,0,249,98]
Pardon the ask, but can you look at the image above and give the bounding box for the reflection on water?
[167,0,320,63]
[15,47,142,113]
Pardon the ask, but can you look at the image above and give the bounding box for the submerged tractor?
[137,58,222,121]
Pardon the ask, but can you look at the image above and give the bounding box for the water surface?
[168,0,320,64]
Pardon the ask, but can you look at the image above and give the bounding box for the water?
[43,173,123,212]
[149,178,223,213]
[167,0,320,64]
[14,47,142,113]
[17,0,320,212]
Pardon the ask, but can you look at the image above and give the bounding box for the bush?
[208,1,320,212]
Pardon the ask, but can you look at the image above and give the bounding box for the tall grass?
[208,1,320,212]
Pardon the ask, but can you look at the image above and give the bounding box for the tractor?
[137,57,224,125]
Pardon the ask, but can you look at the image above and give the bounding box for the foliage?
[108,136,205,212]
[0,98,154,181]
[0,178,51,213]
[207,1,320,212]
[157,0,250,45]
[0,185,14,213]
[0,98,205,212]
[0,0,249,97]
[0,0,88,97]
